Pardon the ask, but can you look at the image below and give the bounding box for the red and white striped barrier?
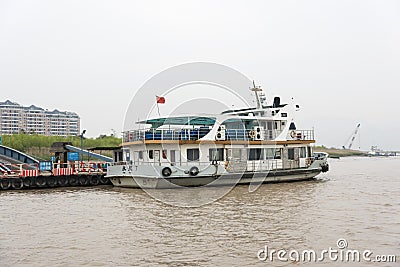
[19,169,39,177]
[53,168,74,176]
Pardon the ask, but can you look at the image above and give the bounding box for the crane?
[342,123,361,150]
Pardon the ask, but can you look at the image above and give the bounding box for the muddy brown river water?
[0,157,399,266]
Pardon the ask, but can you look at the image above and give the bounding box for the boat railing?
[0,163,39,177]
[123,129,282,142]
[52,162,109,172]
[246,159,284,172]
[123,128,211,142]
[225,129,282,141]
[293,130,314,141]
[122,129,314,142]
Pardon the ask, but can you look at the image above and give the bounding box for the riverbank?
[314,146,366,158]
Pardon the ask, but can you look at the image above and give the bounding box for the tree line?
[1,134,121,153]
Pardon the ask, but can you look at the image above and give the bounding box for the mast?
[250,81,263,109]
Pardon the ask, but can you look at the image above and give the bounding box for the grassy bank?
[314,146,366,158]
[1,134,122,160]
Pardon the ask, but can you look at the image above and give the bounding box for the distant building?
[0,100,80,136]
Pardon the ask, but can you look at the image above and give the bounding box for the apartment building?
[0,100,80,136]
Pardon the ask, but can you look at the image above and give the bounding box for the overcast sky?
[0,0,399,150]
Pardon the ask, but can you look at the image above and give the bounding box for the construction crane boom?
[343,123,361,150]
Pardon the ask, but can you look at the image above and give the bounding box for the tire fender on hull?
[11,178,23,190]
[0,178,11,190]
[189,166,199,176]
[162,167,172,177]
[35,176,47,187]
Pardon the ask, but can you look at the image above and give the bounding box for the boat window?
[162,150,167,159]
[288,148,295,160]
[138,151,143,160]
[265,148,277,159]
[170,150,176,163]
[307,146,312,158]
[230,149,244,160]
[148,150,153,160]
[275,149,282,159]
[133,151,139,163]
[115,151,123,162]
[153,150,160,161]
[248,148,264,160]
[187,149,200,161]
[300,147,306,158]
[209,148,224,161]
[267,121,273,130]
[240,149,248,160]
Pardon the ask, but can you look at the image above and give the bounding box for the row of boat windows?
[136,147,311,162]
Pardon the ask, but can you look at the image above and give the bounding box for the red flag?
[156,96,165,104]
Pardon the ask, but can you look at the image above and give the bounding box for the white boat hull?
[108,168,322,189]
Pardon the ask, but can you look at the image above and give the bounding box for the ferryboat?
[107,85,329,188]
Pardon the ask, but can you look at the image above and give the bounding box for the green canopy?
[138,116,216,128]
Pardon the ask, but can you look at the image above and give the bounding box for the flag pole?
[157,102,161,116]
[156,96,161,116]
